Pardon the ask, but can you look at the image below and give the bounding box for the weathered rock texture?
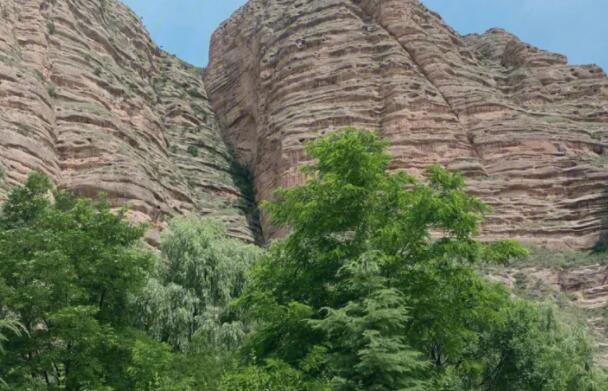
[0,0,258,243]
[1,0,607,249]
[205,0,608,247]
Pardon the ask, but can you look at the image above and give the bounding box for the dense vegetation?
[0,129,606,390]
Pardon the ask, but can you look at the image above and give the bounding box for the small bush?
[513,245,608,269]
[33,70,44,81]
[231,160,255,201]
[187,145,199,157]
[47,84,57,98]
[187,88,203,99]
[47,21,55,35]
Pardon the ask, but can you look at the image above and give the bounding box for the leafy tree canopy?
[137,216,263,353]
[238,129,607,390]
[0,172,184,390]
[0,130,606,391]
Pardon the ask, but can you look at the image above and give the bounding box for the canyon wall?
[0,0,258,243]
[1,0,607,249]
[205,0,608,248]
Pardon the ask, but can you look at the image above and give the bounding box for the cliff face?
[1,0,607,249]
[0,0,258,243]
[205,0,608,248]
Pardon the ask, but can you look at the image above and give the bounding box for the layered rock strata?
[205,0,608,247]
[1,0,607,248]
[0,0,258,243]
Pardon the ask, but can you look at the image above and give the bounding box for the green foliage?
[0,314,24,354]
[310,253,428,391]
[187,88,204,99]
[511,245,608,268]
[239,129,605,390]
[0,170,52,224]
[138,216,262,353]
[33,69,45,81]
[0,171,159,389]
[1,131,606,389]
[47,84,57,98]
[592,239,608,253]
[478,301,605,391]
[231,160,255,202]
[187,145,199,157]
[134,216,263,389]
[47,20,55,35]
[125,332,198,391]
[219,359,327,391]
[0,176,262,389]
[0,314,25,386]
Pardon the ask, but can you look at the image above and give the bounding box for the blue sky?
[121,0,247,66]
[121,0,608,71]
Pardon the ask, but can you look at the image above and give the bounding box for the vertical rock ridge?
[205,0,608,247]
[0,0,259,243]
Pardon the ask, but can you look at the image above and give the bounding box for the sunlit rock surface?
[0,0,259,243]
[205,0,608,247]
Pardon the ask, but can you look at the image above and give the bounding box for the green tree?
[0,172,156,389]
[477,301,606,391]
[137,216,262,352]
[2,134,606,390]
[310,252,428,391]
[0,316,22,354]
[135,216,263,389]
[219,359,326,391]
[241,129,605,390]
[125,331,197,391]
[0,313,24,386]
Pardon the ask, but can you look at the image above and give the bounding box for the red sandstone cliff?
[0,0,258,243]
[1,0,607,249]
[205,0,608,248]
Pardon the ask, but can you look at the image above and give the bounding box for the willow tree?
[135,215,264,389]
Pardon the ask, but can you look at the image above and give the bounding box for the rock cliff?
[0,0,259,243]
[205,0,608,248]
[1,0,608,249]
